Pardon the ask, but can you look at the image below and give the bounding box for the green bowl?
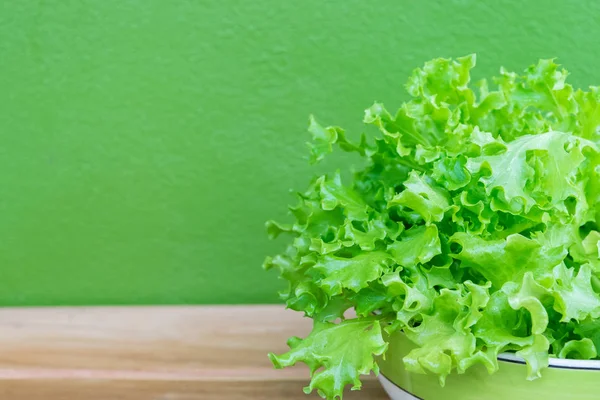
[378,332,600,400]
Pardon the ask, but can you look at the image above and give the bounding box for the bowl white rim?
[497,352,600,370]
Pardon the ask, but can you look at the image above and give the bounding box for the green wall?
[1,1,599,305]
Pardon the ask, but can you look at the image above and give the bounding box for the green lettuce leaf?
[387,224,441,268]
[269,319,388,399]
[312,252,393,295]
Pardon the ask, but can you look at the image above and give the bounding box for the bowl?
[378,332,600,400]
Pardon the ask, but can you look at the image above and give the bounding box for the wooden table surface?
[0,305,389,399]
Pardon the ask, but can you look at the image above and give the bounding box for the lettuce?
[264,55,600,399]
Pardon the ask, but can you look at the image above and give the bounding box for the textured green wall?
[0,1,599,305]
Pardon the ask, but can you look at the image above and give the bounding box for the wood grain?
[0,305,388,399]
